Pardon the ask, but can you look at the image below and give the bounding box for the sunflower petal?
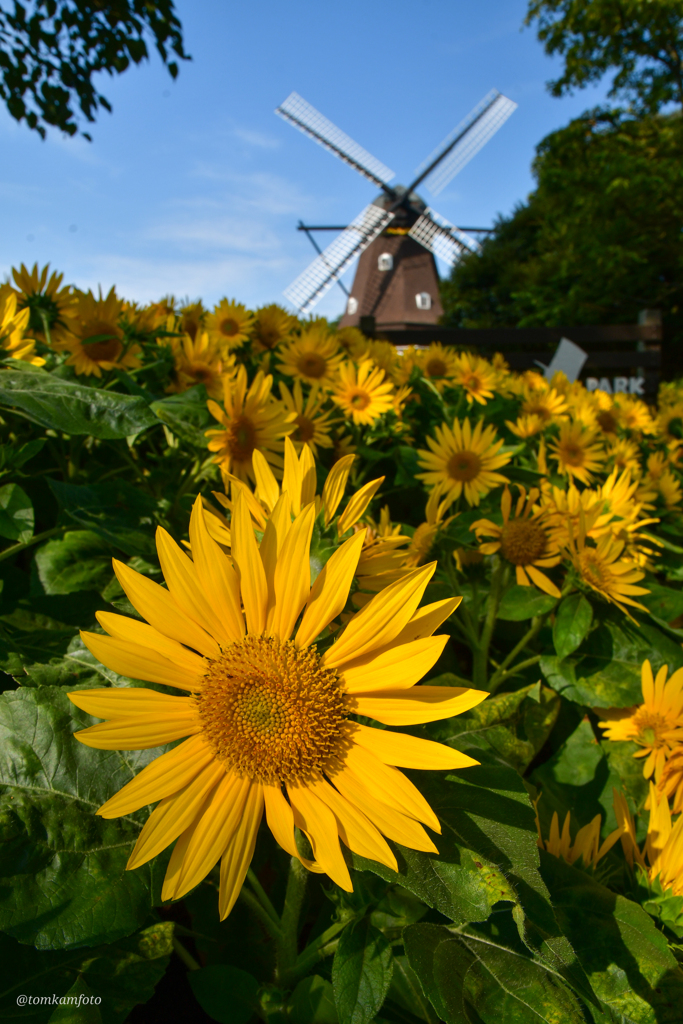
[342,743,440,831]
[322,455,355,525]
[353,685,488,725]
[337,477,385,536]
[252,448,280,513]
[296,530,366,649]
[231,490,268,634]
[218,783,264,920]
[351,722,479,770]
[308,775,397,871]
[389,598,462,647]
[282,437,303,516]
[190,497,245,642]
[75,713,200,749]
[341,635,448,694]
[287,782,352,891]
[68,685,193,719]
[96,612,207,677]
[300,443,317,507]
[268,502,316,641]
[79,632,204,691]
[97,734,215,818]
[525,564,561,598]
[263,781,322,872]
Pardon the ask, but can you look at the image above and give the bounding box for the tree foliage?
[440,109,683,329]
[0,0,188,139]
[525,0,683,114]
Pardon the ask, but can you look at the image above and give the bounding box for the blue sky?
[0,0,610,319]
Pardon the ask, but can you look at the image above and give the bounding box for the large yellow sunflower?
[252,304,298,353]
[276,327,344,387]
[69,496,484,919]
[600,661,683,782]
[206,299,254,351]
[11,261,76,346]
[178,301,207,342]
[417,343,460,393]
[564,510,649,620]
[205,366,294,481]
[167,332,234,400]
[548,421,605,484]
[615,784,683,896]
[471,486,562,597]
[417,418,511,506]
[450,351,497,405]
[0,286,44,366]
[521,385,568,425]
[331,360,395,426]
[279,380,336,455]
[58,288,141,378]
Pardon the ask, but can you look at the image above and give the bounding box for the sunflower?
[450,351,497,405]
[178,301,207,342]
[657,747,683,814]
[277,327,344,387]
[336,326,367,354]
[521,385,568,425]
[415,343,460,393]
[505,414,545,439]
[658,403,683,443]
[548,421,605,484]
[471,486,561,597]
[252,304,297,353]
[168,332,234,400]
[565,510,649,620]
[58,288,141,378]
[417,418,511,506]
[206,299,254,351]
[278,380,336,455]
[606,438,642,477]
[614,394,654,434]
[11,261,76,346]
[403,489,455,569]
[68,496,484,919]
[331,360,395,426]
[534,801,620,870]
[0,285,44,365]
[615,784,683,896]
[205,366,294,481]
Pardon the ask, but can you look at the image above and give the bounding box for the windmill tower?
[276,90,517,330]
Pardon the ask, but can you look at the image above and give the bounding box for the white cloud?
[232,126,280,149]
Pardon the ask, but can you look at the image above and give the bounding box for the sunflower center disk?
[298,353,327,379]
[227,415,257,461]
[500,518,547,565]
[350,390,371,410]
[197,636,348,784]
[221,318,239,337]
[597,410,618,433]
[295,414,315,442]
[425,358,448,378]
[447,450,482,482]
[633,709,672,749]
[579,550,610,588]
[562,445,584,466]
[81,320,122,362]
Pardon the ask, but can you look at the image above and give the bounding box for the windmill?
[276,90,517,331]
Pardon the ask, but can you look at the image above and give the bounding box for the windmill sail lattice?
[409,209,480,267]
[283,204,395,314]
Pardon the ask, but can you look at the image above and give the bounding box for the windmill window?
[415,292,432,310]
[346,297,358,315]
[377,253,393,272]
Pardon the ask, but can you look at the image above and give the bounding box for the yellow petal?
[353,685,488,725]
[324,564,435,669]
[172,772,251,900]
[341,635,448,694]
[287,781,353,891]
[525,564,561,599]
[96,612,207,678]
[308,775,397,871]
[328,765,438,853]
[342,743,440,831]
[218,783,264,920]
[228,475,268,530]
[351,722,479,771]
[113,560,219,659]
[322,455,355,526]
[189,497,245,641]
[74,713,200,749]
[68,685,194,718]
[337,477,385,536]
[282,436,303,516]
[161,819,196,902]
[390,598,462,647]
[231,490,268,634]
[268,503,316,641]
[296,530,366,649]
[97,734,216,818]
[128,760,226,870]
[263,781,322,872]
[252,448,280,513]
[79,632,204,691]
[259,491,292,610]
[300,443,317,507]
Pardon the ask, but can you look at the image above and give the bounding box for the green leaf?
[0,370,159,439]
[48,479,158,559]
[150,386,213,447]
[0,482,34,542]
[498,585,558,621]
[0,922,173,1024]
[553,594,593,660]
[638,583,683,625]
[49,977,102,1023]
[541,611,683,707]
[404,923,586,1024]
[35,531,115,595]
[0,436,46,472]
[427,682,560,773]
[0,687,171,949]
[541,854,683,1023]
[332,919,393,1024]
[290,975,339,1024]
[385,955,439,1024]
[188,965,259,1024]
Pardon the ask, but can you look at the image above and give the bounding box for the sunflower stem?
[239,887,284,943]
[0,526,65,564]
[487,614,547,692]
[246,867,281,927]
[275,856,309,982]
[472,557,506,689]
[172,936,201,971]
[280,918,349,987]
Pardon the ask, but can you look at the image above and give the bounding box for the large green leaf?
[290,975,339,1024]
[541,611,683,708]
[35,531,115,595]
[553,594,593,660]
[498,585,558,621]
[2,633,132,688]
[403,922,586,1024]
[0,686,170,949]
[0,482,34,542]
[332,919,393,1024]
[637,583,683,625]
[150,386,213,447]
[0,923,173,1023]
[48,479,158,559]
[0,370,159,439]
[541,854,683,1023]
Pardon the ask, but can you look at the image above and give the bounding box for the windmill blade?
[284,204,395,314]
[409,208,480,268]
[409,90,517,198]
[275,92,395,191]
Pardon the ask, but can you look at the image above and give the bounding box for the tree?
[0,0,188,139]
[440,110,683,330]
[525,0,683,115]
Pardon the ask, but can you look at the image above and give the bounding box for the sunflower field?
[3,264,683,1024]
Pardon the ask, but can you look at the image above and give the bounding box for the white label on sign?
[585,376,645,395]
